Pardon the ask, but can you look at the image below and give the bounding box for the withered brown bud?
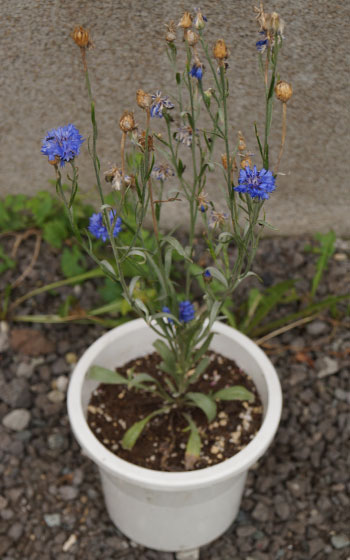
[48,155,60,166]
[185,29,199,47]
[240,156,252,169]
[72,26,91,48]
[119,111,136,133]
[138,131,154,152]
[165,21,177,43]
[221,154,237,171]
[136,89,152,110]
[178,12,192,29]
[275,81,293,103]
[213,39,228,60]
[238,131,247,152]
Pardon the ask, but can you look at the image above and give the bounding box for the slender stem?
[274,102,287,174]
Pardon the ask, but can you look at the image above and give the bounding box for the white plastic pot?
[67,319,282,553]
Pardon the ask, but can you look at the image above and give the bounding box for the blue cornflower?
[203,269,212,279]
[151,164,175,181]
[256,31,268,53]
[150,91,174,118]
[162,306,174,325]
[179,300,195,323]
[41,124,84,167]
[88,210,122,242]
[234,166,276,200]
[189,62,203,80]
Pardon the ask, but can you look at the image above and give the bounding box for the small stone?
[59,485,79,501]
[306,320,328,336]
[65,352,77,365]
[0,536,11,556]
[105,536,129,551]
[8,522,24,540]
[308,538,326,557]
[0,496,8,510]
[317,356,339,378]
[275,501,290,520]
[62,533,77,552]
[47,390,65,403]
[252,503,270,523]
[0,322,10,352]
[334,388,350,403]
[16,361,34,378]
[331,534,350,549]
[2,409,31,431]
[236,525,256,537]
[175,549,200,560]
[1,378,32,408]
[52,357,68,375]
[1,508,14,520]
[48,433,68,451]
[52,375,69,393]
[44,513,61,527]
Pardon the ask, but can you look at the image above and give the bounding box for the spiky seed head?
[213,39,228,60]
[72,26,91,48]
[178,12,192,29]
[275,81,293,103]
[136,89,152,110]
[119,111,136,133]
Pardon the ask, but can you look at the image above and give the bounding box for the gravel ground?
[0,235,349,560]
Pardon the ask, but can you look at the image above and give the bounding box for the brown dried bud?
[136,89,152,110]
[221,154,237,171]
[185,29,199,47]
[268,12,284,35]
[238,131,247,152]
[119,111,136,133]
[213,39,228,60]
[275,81,293,103]
[72,26,91,48]
[165,21,177,43]
[48,155,60,166]
[178,11,192,29]
[240,156,252,169]
[138,131,154,152]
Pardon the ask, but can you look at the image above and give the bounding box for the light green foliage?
[61,246,87,278]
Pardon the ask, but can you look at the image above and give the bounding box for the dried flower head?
[194,8,207,30]
[151,163,175,181]
[72,26,92,48]
[150,91,174,118]
[104,166,134,191]
[209,210,229,229]
[240,156,253,169]
[213,39,228,60]
[197,192,209,212]
[221,154,237,171]
[175,126,194,147]
[238,131,247,153]
[269,12,284,34]
[119,111,136,133]
[186,29,199,47]
[178,11,192,29]
[138,130,154,152]
[275,81,293,103]
[136,89,152,110]
[165,21,177,43]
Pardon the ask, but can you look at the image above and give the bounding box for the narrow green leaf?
[206,266,228,288]
[188,357,210,384]
[186,392,217,422]
[194,333,214,362]
[162,236,192,262]
[153,339,175,367]
[214,385,255,402]
[87,365,128,385]
[182,413,201,469]
[122,408,168,450]
[311,231,336,298]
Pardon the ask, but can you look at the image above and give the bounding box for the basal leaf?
[214,385,255,402]
[186,392,217,422]
[87,365,128,384]
[122,408,168,450]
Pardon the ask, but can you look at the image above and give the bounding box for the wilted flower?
[203,269,212,283]
[72,26,92,48]
[165,21,177,43]
[119,111,136,133]
[213,39,228,60]
[150,91,174,118]
[194,8,207,30]
[104,166,134,191]
[136,89,152,110]
[275,81,293,103]
[88,210,122,242]
[178,11,192,29]
[197,192,209,212]
[209,210,229,229]
[189,61,203,80]
[256,31,268,53]
[175,126,194,147]
[138,131,154,152]
[151,164,175,180]
[240,156,253,169]
[238,131,247,152]
[234,165,276,200]
[221,154,237,171]
[41,124,84,167]
[179,300,195,323]
[186,29,199,46]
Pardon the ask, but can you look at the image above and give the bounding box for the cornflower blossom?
[150,91,174,118]
[41,124,84,167]
[88,210,122,242]
[151,164,175,181]
[209,210,229,229]
[179,301,195,323]
[189,61,203,80]
[175,126,194,147]
[203,269,212,283]
[234,165,276,200]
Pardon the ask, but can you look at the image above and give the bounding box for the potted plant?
[42,4,291,554]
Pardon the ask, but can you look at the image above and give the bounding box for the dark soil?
[0,234,349,559]
[88,351,263,471]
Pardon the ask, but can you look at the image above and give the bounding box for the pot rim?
[67,318,282,491]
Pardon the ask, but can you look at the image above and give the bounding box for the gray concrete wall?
[1,0,349,236]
